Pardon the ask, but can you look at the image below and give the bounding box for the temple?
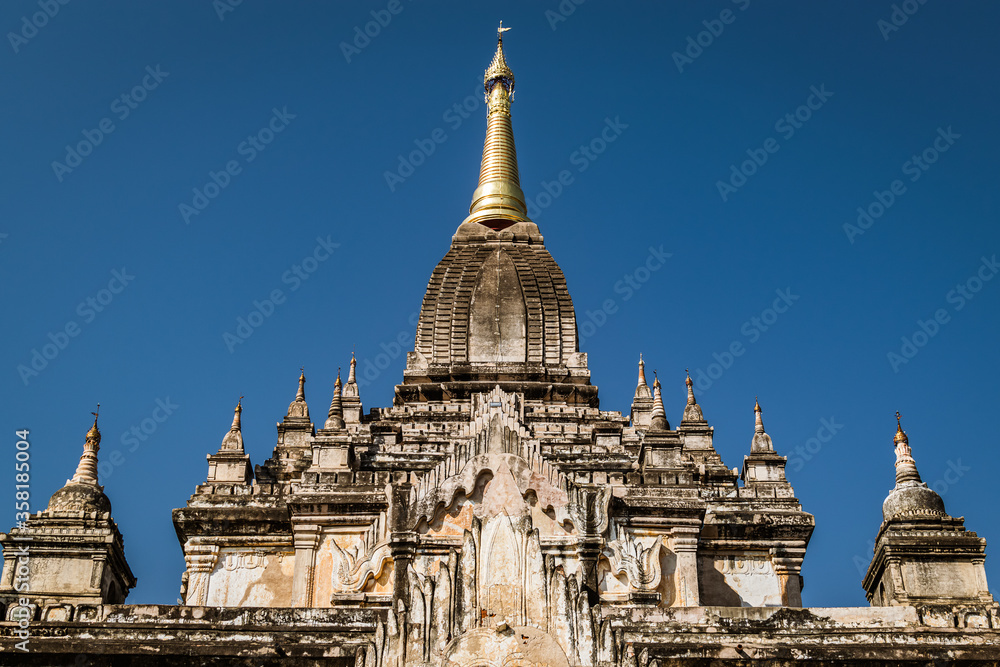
[1,27,997,666]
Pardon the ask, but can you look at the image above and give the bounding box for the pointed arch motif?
[469,250,527,363]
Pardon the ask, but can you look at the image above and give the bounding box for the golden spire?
[325,368,345,429]
[754,397,764,434]
[893,411,922,485]
[650,371,669,430]
[462,22,530,229]
[71,406,102,484]
[220,397,245,451]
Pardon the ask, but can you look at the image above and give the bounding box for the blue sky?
[3,1,998,607]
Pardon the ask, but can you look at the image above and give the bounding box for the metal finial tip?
[86,403,102,440]
[893,411,908,444]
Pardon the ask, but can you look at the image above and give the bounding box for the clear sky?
[3,1,998,607]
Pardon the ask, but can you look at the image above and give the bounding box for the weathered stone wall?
[2,604,999,665]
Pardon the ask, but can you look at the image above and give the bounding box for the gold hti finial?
[894,410,908,445]
[87,403,101,440]
[296,368,306,402]
[463,22,529,229]
[485,22,515,94]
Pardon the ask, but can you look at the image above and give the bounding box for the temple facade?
[1,29,998,666]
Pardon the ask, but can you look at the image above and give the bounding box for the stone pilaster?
[772,544,806,607]
[291,525,321,607]
[672,529,700,607]
[183,542,219,606]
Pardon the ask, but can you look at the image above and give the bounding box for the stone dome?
[48,481,112,514]
[882,481,946,521]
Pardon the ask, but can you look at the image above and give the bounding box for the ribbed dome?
[882,482,946,521]
[412,222,578,368]
[48,481,112,514]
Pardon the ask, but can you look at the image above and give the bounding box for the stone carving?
[330,541,391,595]
[386,412,602,666]
[222,551,267,571]
[604,533,663,591]
[331,511,392,596]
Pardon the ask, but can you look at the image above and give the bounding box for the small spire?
[893,412,922,485]
[325,368,345,429]
[634,354,652,399]
[220,397,245,451]
[344,350,360,400]
[686,369,697,406]
[650,371,669,430]
[285,368,311,420]
[296,367,306,402]
[749,397,774,453]
[231,396,243,430]
[463,23,530,229]
[680,369,706,425]
[71,407,102,484]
